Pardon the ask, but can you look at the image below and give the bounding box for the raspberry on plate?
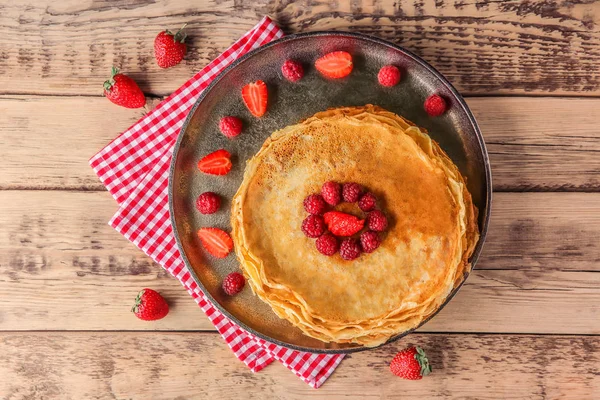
[342,182,363,203]
[360,230,381,253]
[321,181,342,206]
[358,192,377,212]
[222,272,245,296]
[219,116,243,138]
[304,194,327,215]
[378,65,401,87]
[196,192,221,214]
[316,233,339,256]
[339,238,362,261]
[424,94,447,116]
[302,214,326,238]
[282,59,304,82]
[368,210,388,232]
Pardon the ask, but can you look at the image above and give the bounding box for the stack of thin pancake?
[231,105,479,347]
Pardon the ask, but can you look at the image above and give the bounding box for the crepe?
[231,105,479,347]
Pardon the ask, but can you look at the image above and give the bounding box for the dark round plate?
[169,31,492,353]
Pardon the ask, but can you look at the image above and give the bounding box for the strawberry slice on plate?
[242,80,268,117]
[197,149,232,175]
[197,228,233,258]
[315,51,353,79]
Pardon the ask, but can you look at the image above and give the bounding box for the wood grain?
[1,332,598,399]
[0,0,598,97]
[1,190,599,333]
[0,190,207,331]
[1,96,599,191]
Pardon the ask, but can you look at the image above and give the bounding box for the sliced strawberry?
[242,80,268,117]
[197,228,233,258]
[323,211,365,237]
[197,149,232,175]
[315,51,353,79]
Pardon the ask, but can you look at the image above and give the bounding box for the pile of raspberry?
[301,181,389,261]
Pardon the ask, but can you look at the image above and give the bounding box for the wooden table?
[1,1,599,398]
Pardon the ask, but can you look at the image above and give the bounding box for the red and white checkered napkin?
[89,16,344,388]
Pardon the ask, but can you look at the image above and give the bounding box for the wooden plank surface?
[2,0,600,396]
[0,1,599,97]
[1,96,600,191]
[1,332,598,399]
[1,190,599,332]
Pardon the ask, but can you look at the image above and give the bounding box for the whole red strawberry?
[154,24,188,69]
[103,67,146,109]
[390,346,431,380]
[131,288,169,321]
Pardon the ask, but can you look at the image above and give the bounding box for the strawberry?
[154,24,188,69]
[390,346,432,380]
[103,67,146,109]
[242,80,268,117]
[197,227,233,258]
[315,51,353,79]
[323,211,365,237]
[197,149,232,175]
[131,288,169,321]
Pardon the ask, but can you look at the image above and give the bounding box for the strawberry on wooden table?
[390,346,432,380]
[315,51,353,79]
[103,67,146,109]
[131,289,169,321]
[197,149,232,175]
[197,227,234,258]
[154,24,188,68]
[242,80,268,117]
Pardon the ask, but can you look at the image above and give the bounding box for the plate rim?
[169,30,493,354]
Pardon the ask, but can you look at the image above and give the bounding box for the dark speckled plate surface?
[169,31,492,353]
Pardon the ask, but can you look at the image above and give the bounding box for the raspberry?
[321,181,342,206]
[222,272,245,295]
[303,194,327,215]
[219,116,243,138]
[316,233,339,256]
[424,94,447,117]
[378,65,401,87]
[301,214,326,238]
[360,230,381,253]
[368,210,388,232]
[196,192,221,214]
[282,59,304,82]
[342,182,363,203]
[339,238,362,261]
[358,192,377,212]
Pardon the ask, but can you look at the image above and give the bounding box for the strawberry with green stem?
[103,67,146,109]
[131,288,169,321]
[390,346,432,380]
[154,24,188,68]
